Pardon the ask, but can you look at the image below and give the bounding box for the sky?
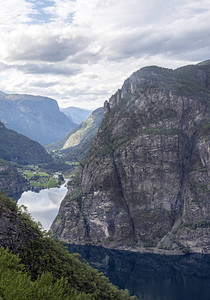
[0,0,209,109]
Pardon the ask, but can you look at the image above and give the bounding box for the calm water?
[17,185,67,230]
[16,188,210,299]
[67,244,210,300]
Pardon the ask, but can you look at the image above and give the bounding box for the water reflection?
[18,186,67,230]
[67,244,210,300]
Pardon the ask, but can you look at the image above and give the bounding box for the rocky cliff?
[51,61,210,254]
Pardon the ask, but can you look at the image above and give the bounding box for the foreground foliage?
[0,248,87,300]
[0,193,137,299]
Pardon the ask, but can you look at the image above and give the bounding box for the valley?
[1,2,210,298]
[0,60,209,300]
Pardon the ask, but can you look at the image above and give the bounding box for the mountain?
[0,121,52,165]
[0,193,136,299]
[61,106,92,124]
[51,61,210,254]
[0,92,76,145]
[46,107,104,163]
[0,159,28,197]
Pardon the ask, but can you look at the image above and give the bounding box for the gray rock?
[51,61,210,254]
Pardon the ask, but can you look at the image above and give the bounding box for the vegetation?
[0,193,137,299]
[40,162,73,173]
[173,65,210,105]
[0,247,87,300]
[180,220,210,230]
[0,159,28,196]
[22,166,64,190]
[198,120,210,136]
[0,122,52,165]
[188,179,210,203]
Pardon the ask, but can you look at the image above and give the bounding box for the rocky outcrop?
[51,61,210,254]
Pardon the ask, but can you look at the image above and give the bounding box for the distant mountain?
[0,121,52,165]
[46,107,103,162]
[0,92,77,145]
[60,106,92,124]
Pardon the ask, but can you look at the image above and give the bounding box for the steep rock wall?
[52,62,210,254]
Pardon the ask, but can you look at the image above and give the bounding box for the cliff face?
[51,62,210,254]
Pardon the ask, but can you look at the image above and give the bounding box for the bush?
[0,193,137,300]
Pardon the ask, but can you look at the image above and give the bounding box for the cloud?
[0,0,34,26]
[14,63,81,75]
[1,26,90,62]
[0,0,209,109]
[31,81,59,88]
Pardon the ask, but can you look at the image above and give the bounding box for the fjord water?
[16,186,210,299]
[18,185,67,230]
[68,244,210,300]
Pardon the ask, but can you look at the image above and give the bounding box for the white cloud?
[0,0,209,109]
[0,0,34,26]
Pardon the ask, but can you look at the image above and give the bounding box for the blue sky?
[0,0,209,109]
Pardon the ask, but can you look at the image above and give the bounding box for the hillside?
[0,92,76,145]
[47,107,103,163]
[0,159,28,197]
[0,121,53,165]
[51,61,210,254]
[0,193,136,299]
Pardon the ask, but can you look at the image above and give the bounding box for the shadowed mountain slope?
[0,121,52,165]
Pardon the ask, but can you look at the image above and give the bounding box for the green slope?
[0,122,53,165]
[0,193,137,300]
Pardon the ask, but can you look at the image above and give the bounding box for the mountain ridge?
[61,106,92,124]
[0,92,76,145]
